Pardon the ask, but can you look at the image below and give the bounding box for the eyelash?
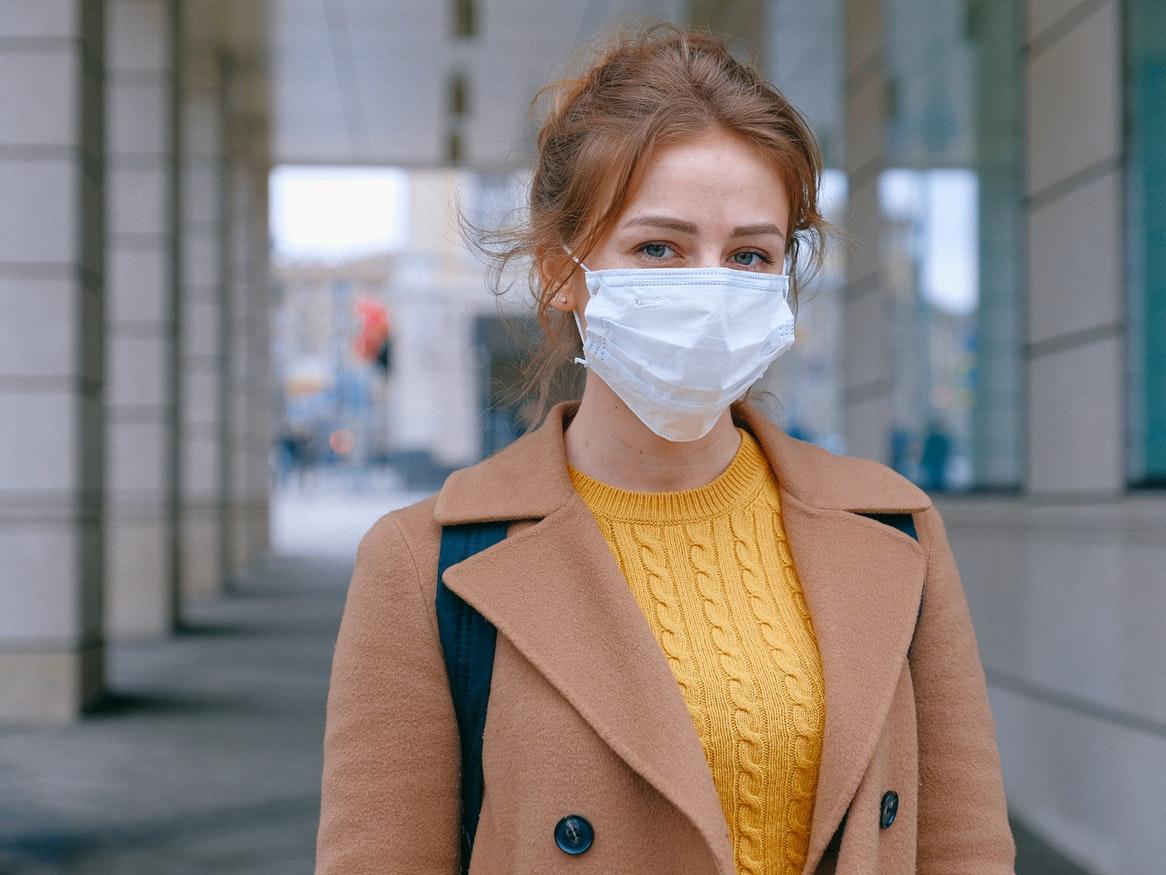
[635,242,774,267]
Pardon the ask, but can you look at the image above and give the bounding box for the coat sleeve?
[315,512,460,874]
[910,503,1015,872]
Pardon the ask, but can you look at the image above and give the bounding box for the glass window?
[1126,0,1166,486]
[881,0,1023,491]
[761,0,847,453]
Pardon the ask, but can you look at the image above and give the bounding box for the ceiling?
[193,0,848,171]
[264,0,686,167]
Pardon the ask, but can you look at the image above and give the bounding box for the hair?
[460,22,832,425]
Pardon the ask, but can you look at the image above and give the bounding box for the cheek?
[570,272,591,307]
[573,287,591,334]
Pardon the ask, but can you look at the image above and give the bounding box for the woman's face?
[554,129,792,320]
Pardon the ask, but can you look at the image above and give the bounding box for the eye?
[730,250,773,268]
[637,242,676,260]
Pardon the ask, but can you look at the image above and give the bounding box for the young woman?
[316,25,1014,874]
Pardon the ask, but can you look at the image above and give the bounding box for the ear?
[536,246,580,313]
[548,287,577,313]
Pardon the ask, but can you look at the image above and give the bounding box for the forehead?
[617,131,791,228]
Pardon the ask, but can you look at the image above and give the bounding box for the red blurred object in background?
[352,297,392,372]
[328,428,355,455]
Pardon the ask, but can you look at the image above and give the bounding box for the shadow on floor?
[0,551,348,875]
[1013,815,1094,874]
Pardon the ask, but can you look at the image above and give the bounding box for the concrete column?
[975,4,1163,872]
[104,0,179,638]
[0,0,106,722]
[178,40,226,600]
[247,170,273,563]
[840,0,892,459]
[1023,0,1124,498]
[227,159,257,578]
[226,159,272,577]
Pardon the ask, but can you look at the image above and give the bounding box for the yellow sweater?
[567,427,826,875]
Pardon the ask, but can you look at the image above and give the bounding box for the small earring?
[558,295,567,304]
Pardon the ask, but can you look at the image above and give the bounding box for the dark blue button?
[554,814,594,855]
[879,790,899,829]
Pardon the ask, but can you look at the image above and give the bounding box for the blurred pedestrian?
[317,23,1013,874]
[275,425,298,487]
[921,416,953,492]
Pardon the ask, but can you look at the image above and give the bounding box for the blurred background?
[0,0,1161,872]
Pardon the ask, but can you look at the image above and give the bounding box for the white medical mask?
[565,252,796,442]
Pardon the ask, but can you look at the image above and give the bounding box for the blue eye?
[638,242,674,259]
[732,250,770,267]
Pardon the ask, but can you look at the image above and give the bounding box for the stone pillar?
[0,0,106,722]
[227,155,272,578]
[178,38,226,601]
[1023,1,1124,498]
[226,158,252,578]
[104,0,180,638]
[840,0,892,458]
[982,3,1136,867]
[248,169,273,563]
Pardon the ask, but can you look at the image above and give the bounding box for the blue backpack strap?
[855,511,918,542]
[436,520,509,874]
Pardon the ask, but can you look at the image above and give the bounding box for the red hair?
[463,22,831,421]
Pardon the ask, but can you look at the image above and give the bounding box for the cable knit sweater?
[567,426,826,875]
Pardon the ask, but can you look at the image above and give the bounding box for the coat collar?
[435,399,931,873]
[435,399,930,525]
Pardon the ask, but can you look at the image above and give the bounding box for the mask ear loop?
[571,313,587,367]
[563,247,590,368]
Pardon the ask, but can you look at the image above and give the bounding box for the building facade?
[0,0,272,721]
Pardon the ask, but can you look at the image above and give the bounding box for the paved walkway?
[0,486,1090,874]
[0,550,348,874]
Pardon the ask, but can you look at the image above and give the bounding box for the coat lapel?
[772,492,927,873]
[434,399,931,874]
[440,497,738,870]
[734,403,932,873]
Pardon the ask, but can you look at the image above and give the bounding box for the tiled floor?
[0,493,1093,874]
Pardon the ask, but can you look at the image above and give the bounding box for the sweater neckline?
[566,427,770,522]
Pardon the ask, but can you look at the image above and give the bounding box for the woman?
[315,25,1014,874]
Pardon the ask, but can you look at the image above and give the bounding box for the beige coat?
[316,399,1015,873]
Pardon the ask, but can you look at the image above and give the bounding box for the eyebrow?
[622,214,786,241]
